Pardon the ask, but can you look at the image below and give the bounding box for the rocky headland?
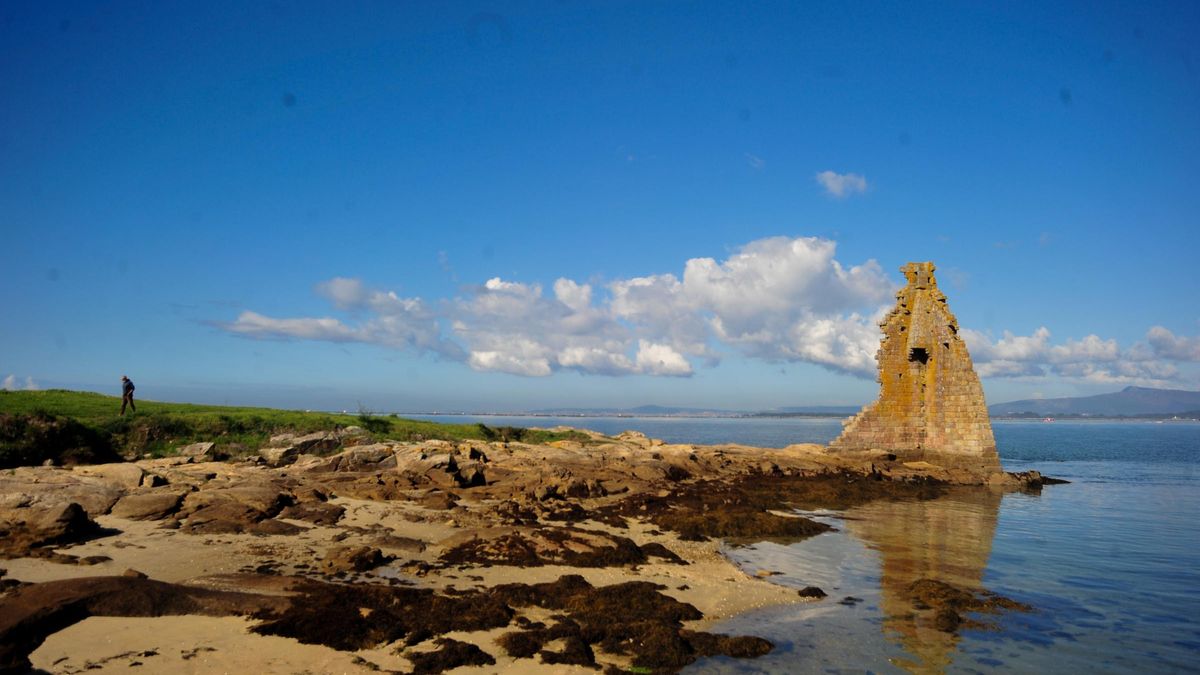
[0,425,1055,675]
[0,263,1053,673]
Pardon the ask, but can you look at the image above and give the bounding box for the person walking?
[120,375,136,415]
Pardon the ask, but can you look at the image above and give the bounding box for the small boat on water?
[1042,417,1055,423]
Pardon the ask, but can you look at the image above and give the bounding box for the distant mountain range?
[989,386,1200,417]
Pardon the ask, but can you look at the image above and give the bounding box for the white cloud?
[606,236,893,376]
[815,170,868,198]
[222,294,463,358]
[558,346,636,374]
[1049,335,1120,363]
[609,273,713,361]
[225,311,360,342]
[963,326,1194,386]
[776,311,885,376]
[452,276,639,377]
[677,237,892,375]
[1147,326,1200,361]
[217,236,893,378]
[214,237,1200,386]
[635,341,693,376]
[2,375,38,391]
[553,278,592,313]
[316,277,368,309]
[467,340,553,377]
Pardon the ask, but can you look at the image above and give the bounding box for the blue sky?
[2,1,1198,412]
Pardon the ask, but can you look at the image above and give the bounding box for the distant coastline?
[387,386,1200,422]
[397,411,851,419]
[399,411,1200,422]
[990,412,1200,422]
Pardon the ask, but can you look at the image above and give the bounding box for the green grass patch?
[0,390,589,463]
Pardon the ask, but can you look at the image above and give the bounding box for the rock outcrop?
[0,502,101,558]
[829,262,1000,477]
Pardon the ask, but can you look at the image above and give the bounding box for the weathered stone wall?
[829,262,1000,474]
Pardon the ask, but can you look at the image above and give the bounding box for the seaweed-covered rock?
[321,545,387,574]
[407,637,495,674]
[905,578,1032,633]
[0,575,286,673]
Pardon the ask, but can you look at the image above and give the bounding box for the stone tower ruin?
[829,262,1000,475]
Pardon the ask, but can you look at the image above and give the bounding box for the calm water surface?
[408,414,846,447]
[414,416,1200,673]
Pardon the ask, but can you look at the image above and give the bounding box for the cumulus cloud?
[962,326,1193,386]
[635,341,693,376]
[669,237,892,375]
[1146,326,1200,361]
[2,375,38,390]
[217,236,893,378]
[815,170,868,198]
[603,236,893,376]
[451,276,645,376]
[214,236,1200,386]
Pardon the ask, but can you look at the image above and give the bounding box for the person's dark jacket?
[123,379,135,396]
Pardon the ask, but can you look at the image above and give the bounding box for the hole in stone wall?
[909,347,929,364]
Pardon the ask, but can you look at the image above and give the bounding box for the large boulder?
[181,486,291,515]
[285,431,341,454]
[277,501,345,525]
[0,502,100,558]
[320,545,387,574]
[176,485,295,534]
[72,463,145,490]
[110,490,188,521]
[402,452,462,488]
[0,470,122,518]
[259,446,299,467]
[178,442,225,461]
[260,431,344,467]
[615,430,653,448]
[315,444,397,472]
[455,461,487,488]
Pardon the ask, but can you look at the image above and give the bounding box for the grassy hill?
[0,389,585,467]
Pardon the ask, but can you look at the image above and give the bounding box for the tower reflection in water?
[842,489,1002,673]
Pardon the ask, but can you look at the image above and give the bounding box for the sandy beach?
[0,425,1050,674]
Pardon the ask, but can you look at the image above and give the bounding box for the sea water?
[412,415,1200,673]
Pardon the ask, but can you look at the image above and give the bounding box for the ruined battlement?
[829,262,1000,475]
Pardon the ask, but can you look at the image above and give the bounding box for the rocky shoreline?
[0,427,1049,674]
